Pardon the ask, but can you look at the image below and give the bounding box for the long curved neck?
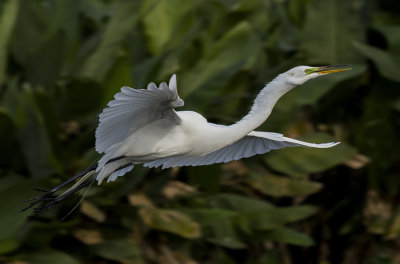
[224,75,294,140]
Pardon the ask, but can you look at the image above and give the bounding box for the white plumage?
[95,75,183,154]
[24,65,351,215]
[94,65,350,184]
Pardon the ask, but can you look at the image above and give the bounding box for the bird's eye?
[289,72,294,76]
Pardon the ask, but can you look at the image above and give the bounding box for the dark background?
[1,0,400,263]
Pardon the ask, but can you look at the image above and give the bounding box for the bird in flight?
[24,64,351,215]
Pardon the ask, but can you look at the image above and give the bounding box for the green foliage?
[139,207,202,239]
[22,250,81,264]
[265,133,356,177]
[1,0,400,263]
[301,0,365,64]
[91,240,143,264]
[0,0,18,88]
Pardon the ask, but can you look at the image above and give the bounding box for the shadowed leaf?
[139,207,201,239]
[301,0,364,64]
[91,240,143,264]
[354,42,400,82]
[80,201,106,223]
[180,21,262,102]
[23,250,81,264]
[142,0,194,55]
[263,227,314,246]
[80,1,141,80]
[247,171,322,197]
[73,229,103,245]
[265,133,356,177]
[0,0,19,88]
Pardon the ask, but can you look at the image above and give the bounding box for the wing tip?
[316,141,341,148]
[121,86,133,93]
[168,74,177,93]
[147,82,158,91]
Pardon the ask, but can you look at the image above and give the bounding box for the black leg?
[22,156,128,216]
[21,163,98,213]
[30,176,97,216]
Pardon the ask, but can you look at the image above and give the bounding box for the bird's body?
[120,111,213,158]
[24,64,351,215]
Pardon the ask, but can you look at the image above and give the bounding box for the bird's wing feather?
[95,74,184,153]
[144,131,339,169]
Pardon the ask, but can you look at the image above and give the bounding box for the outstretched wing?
[95,74,184,153]
[144,131,339,169]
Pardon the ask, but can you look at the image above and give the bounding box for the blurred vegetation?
[0,0,400,263]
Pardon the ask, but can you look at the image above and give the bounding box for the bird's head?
[284,64,352,86]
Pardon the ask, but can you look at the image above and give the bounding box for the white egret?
[24,64,351,215]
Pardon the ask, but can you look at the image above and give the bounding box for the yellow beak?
[305,64,352,75]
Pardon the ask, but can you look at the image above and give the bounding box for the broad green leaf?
[23,221,78,250]
[206,222,246,249]
[203,194,315,231]
[45,0,79,40]
[10,1,44,66]
[142,0,194,55]
[11,0,78,68]
[25,31,65,86]
[0,0,19,88]
[0,238,19,255]
[0,172,24,192]
[234,205,317,232]
[287,0,307,26]
[10,1,45,65]
[0,109,21,167]
[131,55,165,90]
[139,207,201,239]
[59,79,103,118]
[247,171,322,197]
[355,120,397,169]
[207,193,273,212]
[23,250,81,264]
[0,181,31,240]
[109,165,148,199]
[180,21,262,101]
[103,56,133,104]
[0,179,42,253]
[375,25,400,65]
[354,42,400,82]
[208,0,259,11]
[80,1,141,80]
[91,240,143,264]
[187,164,222,194]
[184,203,315,248]
[276,205,317,223]
[354,80,400,168]
[301,0,364,64]
[80,201,106,223]
[183,208,238,225]
[263,227,314,246]
[2,83,60,177]
[78,0,108,23]
[183,208,246,249]
[265,133,357,177]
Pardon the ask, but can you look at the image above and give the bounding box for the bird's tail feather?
[22,156,131,218]
[21,163,98,217]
